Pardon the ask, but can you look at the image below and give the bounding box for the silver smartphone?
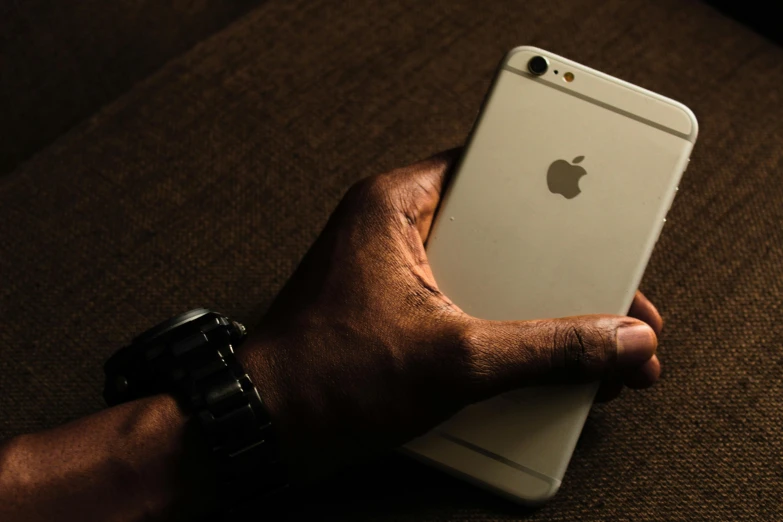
[403,46,697,504]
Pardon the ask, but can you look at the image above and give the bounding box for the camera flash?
[563,72,575,83]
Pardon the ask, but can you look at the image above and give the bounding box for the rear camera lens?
[527,56,549,76]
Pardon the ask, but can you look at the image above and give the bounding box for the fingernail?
[617,324,657,365]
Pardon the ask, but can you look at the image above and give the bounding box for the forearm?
[0,395,216,522]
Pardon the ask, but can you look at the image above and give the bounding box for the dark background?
[1,0,782,520]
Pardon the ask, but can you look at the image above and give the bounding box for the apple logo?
[547,156,587,199]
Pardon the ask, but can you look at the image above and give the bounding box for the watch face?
[133,308,212,344]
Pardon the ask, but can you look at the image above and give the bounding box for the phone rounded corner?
[513,477,562,506]
[671,101,699,142]
[503,46,543,68]
[685,106,699,142]
[535,480,563,505]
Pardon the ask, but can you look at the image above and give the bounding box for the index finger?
[628,290,663,336]
[391,148,461,243]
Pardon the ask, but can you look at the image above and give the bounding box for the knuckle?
[344,174,396,208]
[456,322,481,356]
[336,176,398,226]
[453,322,498,389]
[554,324,611,378]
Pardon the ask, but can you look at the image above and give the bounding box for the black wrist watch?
[103,308,288,509]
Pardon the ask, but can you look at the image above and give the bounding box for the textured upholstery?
[2,1,782,519]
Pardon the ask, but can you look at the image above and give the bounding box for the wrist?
[234,334,284,428]
[111,395,217,522]
[0,395,216,522]
[102,309,290,514]
[234,333,301,480]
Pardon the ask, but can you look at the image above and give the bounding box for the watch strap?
[103,310,288,510]
[104,310,243,406]
[186,342,288,506]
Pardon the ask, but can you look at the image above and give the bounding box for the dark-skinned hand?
[0,151,665,522]
[238,149,663,484]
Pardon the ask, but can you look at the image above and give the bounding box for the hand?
[237,150,662,483]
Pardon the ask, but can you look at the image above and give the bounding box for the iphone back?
[404,47,697,503]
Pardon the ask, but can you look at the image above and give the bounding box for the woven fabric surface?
[1,0,782,520]
[0,0,263,175]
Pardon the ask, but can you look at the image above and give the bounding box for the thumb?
[456,315,657,400]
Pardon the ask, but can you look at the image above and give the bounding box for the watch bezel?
[133,308,212,344]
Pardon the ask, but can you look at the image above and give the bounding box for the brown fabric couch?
[1,0,782,520]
